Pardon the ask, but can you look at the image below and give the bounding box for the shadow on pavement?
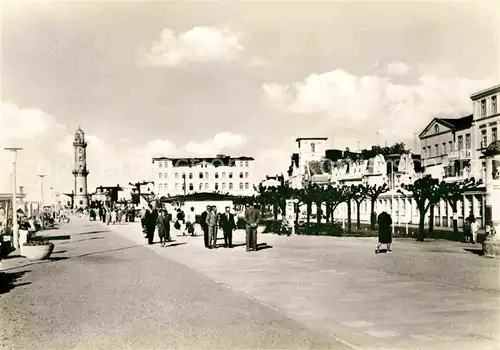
[0,270,31,295]
[48,257,70,261]
[464,248,484,256]
[57,237,105,245]
[52,250,68,254]
[39,235,71,241]
[256,243,273,251]
[75,230,111,236]
[165,242,187,248]
[232,243,246,248]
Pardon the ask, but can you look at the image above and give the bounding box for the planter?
[21,243,54,261]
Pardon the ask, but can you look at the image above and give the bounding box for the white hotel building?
[152,155,257,197]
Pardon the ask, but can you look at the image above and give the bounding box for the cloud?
[385,61,411,76]
[143,26,243,67]
[262,68,494,144]
[245,56,270,67]
[185,132,247,155]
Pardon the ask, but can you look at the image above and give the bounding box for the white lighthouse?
[72,127,89,209]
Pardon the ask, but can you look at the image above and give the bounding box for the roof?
[296,137,328,142]
[470,84,500,101]
[439,114,473,131]
[418,114,473,138]
[152,156,254,167]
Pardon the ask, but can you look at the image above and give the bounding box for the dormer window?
[311,143,316,153]
[434,124,439,133]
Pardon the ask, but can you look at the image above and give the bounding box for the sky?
[1,0,499,200]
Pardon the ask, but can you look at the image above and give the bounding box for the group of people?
[139,203,261,252]
[93,206,136,225]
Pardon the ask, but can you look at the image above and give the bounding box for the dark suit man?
[244,204,260,252]
[219,206,236,248]
[206,206,218,248]
[145,205,158,245]
[200,205,210,248]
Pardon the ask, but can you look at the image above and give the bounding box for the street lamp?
[4,147,23,249]
[38,174,46,229]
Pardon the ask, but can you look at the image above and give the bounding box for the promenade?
[1,218,499,350]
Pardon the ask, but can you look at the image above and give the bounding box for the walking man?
[244,204,260,252]
[157,210,170,247]
[376,211,393,253]
[470,218,479,244]
[201,205,210,248]
[145,205,158,245]
[219,206,236,248]
[206,206,218,249]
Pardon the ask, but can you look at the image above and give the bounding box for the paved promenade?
[1,218,499,350]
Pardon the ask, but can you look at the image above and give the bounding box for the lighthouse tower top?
[73,127,87,147]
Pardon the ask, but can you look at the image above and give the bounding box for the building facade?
[72,127,89,209]
[152,155,256,197]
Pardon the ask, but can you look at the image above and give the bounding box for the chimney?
[19,186,24,194]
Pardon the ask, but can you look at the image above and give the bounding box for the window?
[215,172,219,179]
[222,183,226,189]
[493,127,498,141]
[199,172,203,179]
[78,156,82,161]
[229,172,233,179]
[442,142,447,155]
[199,183,203,191]
[311,143,316,152]
[205,183,209,190]
[175,173,179,179]
[245,161,249,167]
[427,146,431,156]
[182,173,186,179]
[245,183,249,189]
[189,183,194,191]
[434,124,440,133]
[245,172,249,178]
[458,135,463,150]
[435,144,439,156]
[159,184,163,191]
[422,147,426,156]
[164,161,168,168]
[239,183,244,190]
[164,173,168,179]
[215,183,219,190]
[189,173,193,179]
[240,161,243,167]
[481,99,487,117]
[205,172,208,179]
[465,134,471,149]
[239,172,243,178]
[79,187,83,193]
[229,183,233,190]
[159,173,163,180]
[481,129,488,148]
[175,183,179,190]
[492,96,497,114]
[159,162,162,168]
[222,172,226,178]
[449,141,453,152]
[164,184,168,190]
[79,200,83,205]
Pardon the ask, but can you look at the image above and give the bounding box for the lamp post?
[38,174,46,229]
[4,147,23,249]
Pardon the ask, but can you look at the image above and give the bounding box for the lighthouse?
[72,127,89,209]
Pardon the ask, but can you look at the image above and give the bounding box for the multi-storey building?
[152,155,256,197]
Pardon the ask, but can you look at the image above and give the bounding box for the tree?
[323,185,344,223]
[365,183,389,230]
[340,185,360,234]
[400,175,442,241]
[293,184,321,224]
[440,178,482,233]
[352,185,369,230]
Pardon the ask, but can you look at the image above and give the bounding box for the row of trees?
[241,175,482,241]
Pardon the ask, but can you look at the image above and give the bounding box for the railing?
[446,149,472,161]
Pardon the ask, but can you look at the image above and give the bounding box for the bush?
[260,220,282,233]
[25,236,53,246]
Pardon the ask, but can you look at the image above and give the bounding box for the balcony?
[446,149,472,161]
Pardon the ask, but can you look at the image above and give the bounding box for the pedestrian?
[176,208,186,236]
[111,209,117,225]
[244,203,260,252]
[145,205,158,245]
[376,211,393,253]
[470,219,479,244]
[201,205,210,248]
[186,207,196,236]
[98,207,104,222]
[219,206,236,248]
[464,211,475,243]
[106,207,111,225]
[157,210,171,247]
[140,206,147,233]
[206,206,218,249]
